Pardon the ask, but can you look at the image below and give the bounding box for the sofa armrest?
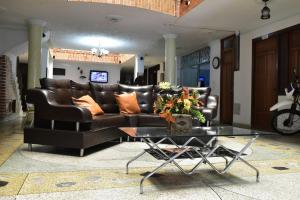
[206,95,218,120]
[207,95,218,109]
[27,88,93,123]
[194,95,218,121]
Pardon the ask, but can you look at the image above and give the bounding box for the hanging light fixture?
[261,0,271,20]
[91,41,109,58]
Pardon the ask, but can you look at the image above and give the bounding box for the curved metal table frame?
[126,134,260,194]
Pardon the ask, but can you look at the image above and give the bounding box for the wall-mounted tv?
[89,70,108,83]
[53,68,65,76]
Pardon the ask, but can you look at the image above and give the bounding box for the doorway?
[16,58,28,111]
[220,35,235,124]
[252,37,278,131]
[251,24,300,131]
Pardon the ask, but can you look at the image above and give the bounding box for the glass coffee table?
[119,126,273,194]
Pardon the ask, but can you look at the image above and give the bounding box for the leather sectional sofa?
[24,78,218,156]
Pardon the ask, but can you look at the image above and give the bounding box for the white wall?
[0,28,27,55]
[209,13,300,126]
[209,40,221,121]
[53,60,121,84]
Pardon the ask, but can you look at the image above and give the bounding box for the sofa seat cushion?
[138,114,168,127]
[91,114,127,129]
[123,114,138,127]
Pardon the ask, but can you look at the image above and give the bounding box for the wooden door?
[289,29,300,79]
[252,37,278,130]
[220,36,235,124]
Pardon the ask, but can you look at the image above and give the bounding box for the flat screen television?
[53,68,65,76]
[89,70,108,83]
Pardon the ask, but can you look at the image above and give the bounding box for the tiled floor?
[0,118,300,200]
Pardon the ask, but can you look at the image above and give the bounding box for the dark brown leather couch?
[24,78,218,156]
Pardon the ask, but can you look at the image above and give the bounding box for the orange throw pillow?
[115,92,141,114]
[72,95,104,116]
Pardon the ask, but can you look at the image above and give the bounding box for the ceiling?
[1,0,300,67]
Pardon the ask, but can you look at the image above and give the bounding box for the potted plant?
[154,82,206,134]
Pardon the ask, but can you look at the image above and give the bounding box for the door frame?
[220,34,236,124]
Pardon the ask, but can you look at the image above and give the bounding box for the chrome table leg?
[126,151,146,174]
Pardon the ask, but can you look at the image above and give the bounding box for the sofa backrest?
[119,84,154,113]
[40,78,212,113]
[71,81,91,98]
[90,83,119,113]
[40,78,73,105]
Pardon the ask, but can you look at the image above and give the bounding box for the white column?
[134,54,144,79]
[47,51,54,78]
[41,45,49,78]
[163,34,177,85]
[27,19,46,89]
[41,31,51,78]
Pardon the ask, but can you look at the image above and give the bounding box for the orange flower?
[159,112,175,123]
[182,87,189,99]
[198,100,204,107]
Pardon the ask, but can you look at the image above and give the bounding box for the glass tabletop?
[119,126,275,138]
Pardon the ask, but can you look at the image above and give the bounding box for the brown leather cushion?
[138,114,168,127]
[71,81,91,98]
[90,83,119,113]
[115,92,141,114]
[91,114,127,129]
[123,114,138,127]
[119,84,154,113]
[72,95,104,116]
[40,78,72,105]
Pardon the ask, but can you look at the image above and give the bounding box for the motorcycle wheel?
[272,109,300,135]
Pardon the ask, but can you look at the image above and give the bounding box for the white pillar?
[47,51,54,78]
[41,31,51,78]
[27,19,46,89]
[41,45,49,78]
[134,54,144,79]
[163,34,177,85]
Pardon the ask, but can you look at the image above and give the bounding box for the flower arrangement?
[154,84,206,124]
[158,82,171,90]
